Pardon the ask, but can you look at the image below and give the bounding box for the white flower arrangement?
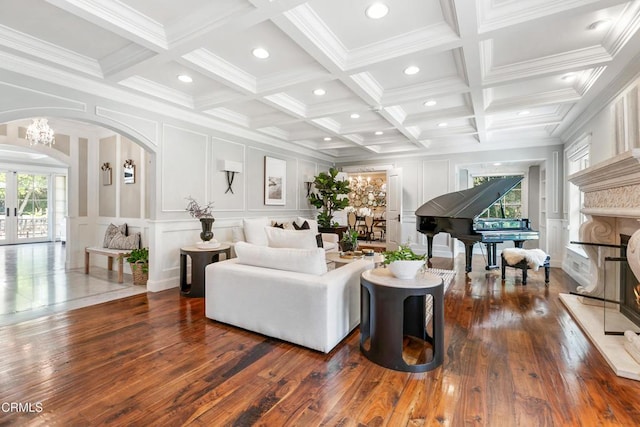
[358,207,372,217]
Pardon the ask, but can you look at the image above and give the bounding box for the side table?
[180,244,231,297]
[360,267,444,372]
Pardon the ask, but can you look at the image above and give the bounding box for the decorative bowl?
[388,260,424,279]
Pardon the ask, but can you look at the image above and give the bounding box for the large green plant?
[307,168,351,228]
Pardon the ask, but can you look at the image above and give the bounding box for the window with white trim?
[566,138,590,249]
[472,175,523,218]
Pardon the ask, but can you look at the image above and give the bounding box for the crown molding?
[381,77,468,106]
[603,0,640,57]
[284,4,348,70]
[118,76,193,108]
[349,72,383,104]
[0,25,102,78]
[485,88,580,113]
[46,0,167,50]
[575,66,607,96]
[310,117,340,133]
[476,0,596,34]
[182,48,256,94]
[482,42,612,85]
[263,93,307,117]
[345,24,461,71]
[257,65,329,94]
[100,43,155,77]
[403,105,474,126]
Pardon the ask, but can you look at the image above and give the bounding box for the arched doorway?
[0,117,154,324]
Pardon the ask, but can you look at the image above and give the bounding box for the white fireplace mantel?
[567,149,640,299]
[569,148,640,192]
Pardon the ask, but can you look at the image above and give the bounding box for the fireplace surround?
[564,149,640,380]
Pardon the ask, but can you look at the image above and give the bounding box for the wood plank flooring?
[1,255,640,426]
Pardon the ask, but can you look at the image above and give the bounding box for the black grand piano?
[415,176,539,273]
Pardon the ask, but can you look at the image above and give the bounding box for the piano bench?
[501,252,550,286]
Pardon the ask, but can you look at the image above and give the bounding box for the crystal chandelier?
[25,118,55,147]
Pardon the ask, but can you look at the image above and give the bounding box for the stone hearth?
[566,149,640,380]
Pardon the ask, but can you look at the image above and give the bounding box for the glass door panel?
[17,173,49,241]
[0,172,6,242]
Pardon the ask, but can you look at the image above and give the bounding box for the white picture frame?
[264,156,286,205]
[123,160,135,184]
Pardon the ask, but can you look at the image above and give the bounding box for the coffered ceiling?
[1,0,639,161]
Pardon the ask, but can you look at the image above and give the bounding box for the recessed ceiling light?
[404,66,420,75]
[375,131,384,135]
[561,73,576,81]
[313,88,326,96]
[350,113,360,119]
[493,162,502,166]
[423,100,437,107]
[323,137,332,141]
[437,122,448,127]
[252,47,270,59]
[365,3,389,19]
[517,110,530,116]
[177,74,193,83]
[588,19,611,31]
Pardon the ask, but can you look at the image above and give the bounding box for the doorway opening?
[0,169,67,245]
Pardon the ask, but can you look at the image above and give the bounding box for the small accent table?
[180,244,231,298]
[360,267,444,372]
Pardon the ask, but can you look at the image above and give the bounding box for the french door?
[0,171,52,244]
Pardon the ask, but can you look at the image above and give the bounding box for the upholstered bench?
[501,248,550,286]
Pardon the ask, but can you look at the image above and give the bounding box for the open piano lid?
[415,176,523,219]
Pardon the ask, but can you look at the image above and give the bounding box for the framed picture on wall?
[264,156,286,205]
[123,159,135,184]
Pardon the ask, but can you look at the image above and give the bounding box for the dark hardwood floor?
[2,255,640,426]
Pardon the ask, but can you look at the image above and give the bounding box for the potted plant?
[382,245,426,279]
[126,247,149,285]
[307,167,350,233]
[185,196,215,242]
[340,229,359,252]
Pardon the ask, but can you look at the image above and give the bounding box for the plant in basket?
[126,247,149,285]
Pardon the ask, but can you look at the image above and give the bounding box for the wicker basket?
[130,260,148,285]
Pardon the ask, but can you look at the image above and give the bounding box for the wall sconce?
[220,160,243,194]
[304,175,314,197]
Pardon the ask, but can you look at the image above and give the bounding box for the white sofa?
[205,242,372,353]
[231,217,339,253]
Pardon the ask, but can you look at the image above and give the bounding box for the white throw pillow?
[234,241,327,275]
[242,217,269,246]
[295,217,319,234]
[264,227,318,249]
[231,226,246,243]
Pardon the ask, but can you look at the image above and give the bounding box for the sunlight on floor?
[0,242,146,327]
